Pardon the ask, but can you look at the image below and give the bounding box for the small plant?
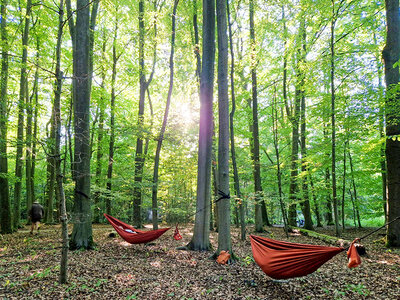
[95,278,107,287]
[345,283,370,296]
[243,255,254,265]
[126,293,137,300]
[65,282,77,292]
[333,289,345,300]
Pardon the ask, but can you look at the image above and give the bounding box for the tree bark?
[93,32,107,224]
[215,0,232,257]
[298,18,313,230]
[324,125,334,225]
[187,0,215,251]
[341,139,348,231]
[250,0,268,232]
[348,148,361,228]
[106,11,118,216]
[272,87,288,236]
[52,0,68,283]
[152,0,179,230]
[330,2,340,237]
[227,0,245,241]
[14,0,32,228]
[133,0,148,228]
[69,0,93,250]
[0,0,12,234]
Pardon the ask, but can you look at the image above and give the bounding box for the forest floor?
[0,222,399,300]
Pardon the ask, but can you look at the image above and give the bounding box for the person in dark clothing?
[29,201,44,234]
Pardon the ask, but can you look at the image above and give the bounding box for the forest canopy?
[0,0,399,250]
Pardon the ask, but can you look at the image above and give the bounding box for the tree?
[330,0,341,237]
[215,0,232,257]
[152,0,179,230]
[50,0,68,282]
[227,0,245,241]
[383,0,400,247]
[106,6,119,216]
[14,0,32,228]
[187,0,215,251]
[0,0,12,234]
[69,0,97,249]
[132,0,156,228]
[249,0,268,232]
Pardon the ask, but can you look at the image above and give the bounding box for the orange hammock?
[250,235,360,279]
[104,213,170,244]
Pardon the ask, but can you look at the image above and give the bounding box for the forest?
[0,0,400,299]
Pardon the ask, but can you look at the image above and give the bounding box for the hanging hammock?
[104,213,170,244]
[250,235,358,279]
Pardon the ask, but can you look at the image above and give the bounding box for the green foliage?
[0,0,389,234]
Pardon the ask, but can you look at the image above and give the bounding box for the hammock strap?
[344,215,400,250]
[173,190,230,240]
[358,215,400,241]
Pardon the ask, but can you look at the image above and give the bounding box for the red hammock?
[250,235,347,279]
[104,214,170,244]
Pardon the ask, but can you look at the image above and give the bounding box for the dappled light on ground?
[0,224,399,299]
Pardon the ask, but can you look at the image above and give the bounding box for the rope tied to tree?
[173,190,231,240]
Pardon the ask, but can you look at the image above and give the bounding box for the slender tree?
[215,0,232,257]
[152,0,179,230]
[272,87,289,236]
[227,0,245,241]
[132,0,156,227]
[14,0,32,228]
[298,17,313,230]
[106,8,119,216]
[51,0,68,283]
[0,0,12,234]
[250,0,268,231]
[93,31,107,224]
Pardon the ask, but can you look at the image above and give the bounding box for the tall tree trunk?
[324,125,334,225]
[14,0,32,228]
[26,39,39,214]
[0,0,12,234]
[31,37,39,207]
[330,2,340,237]
[227,0,245,241]
[341,139,348,231]
[69,0,93,250]
[25,72,34,216]
[288,88,300,227]
[192,0,201,82]
[272,87,288,236]
[216,0,232,257]
[375,32,387,222]
[250,0,268,231]
[152,0,179,230]
[133,0,147,228]
[211,138,218,231]
[309,174,323,227]
[93,32,107,224]
[31,67,39,205]
[106,12,118,217]
[298,18,313,230]
[186,0,215,251]
[348,147,361,228]
[46,31,57,223]
[52,0,68,283]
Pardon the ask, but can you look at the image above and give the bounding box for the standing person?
[29,201,44,234]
